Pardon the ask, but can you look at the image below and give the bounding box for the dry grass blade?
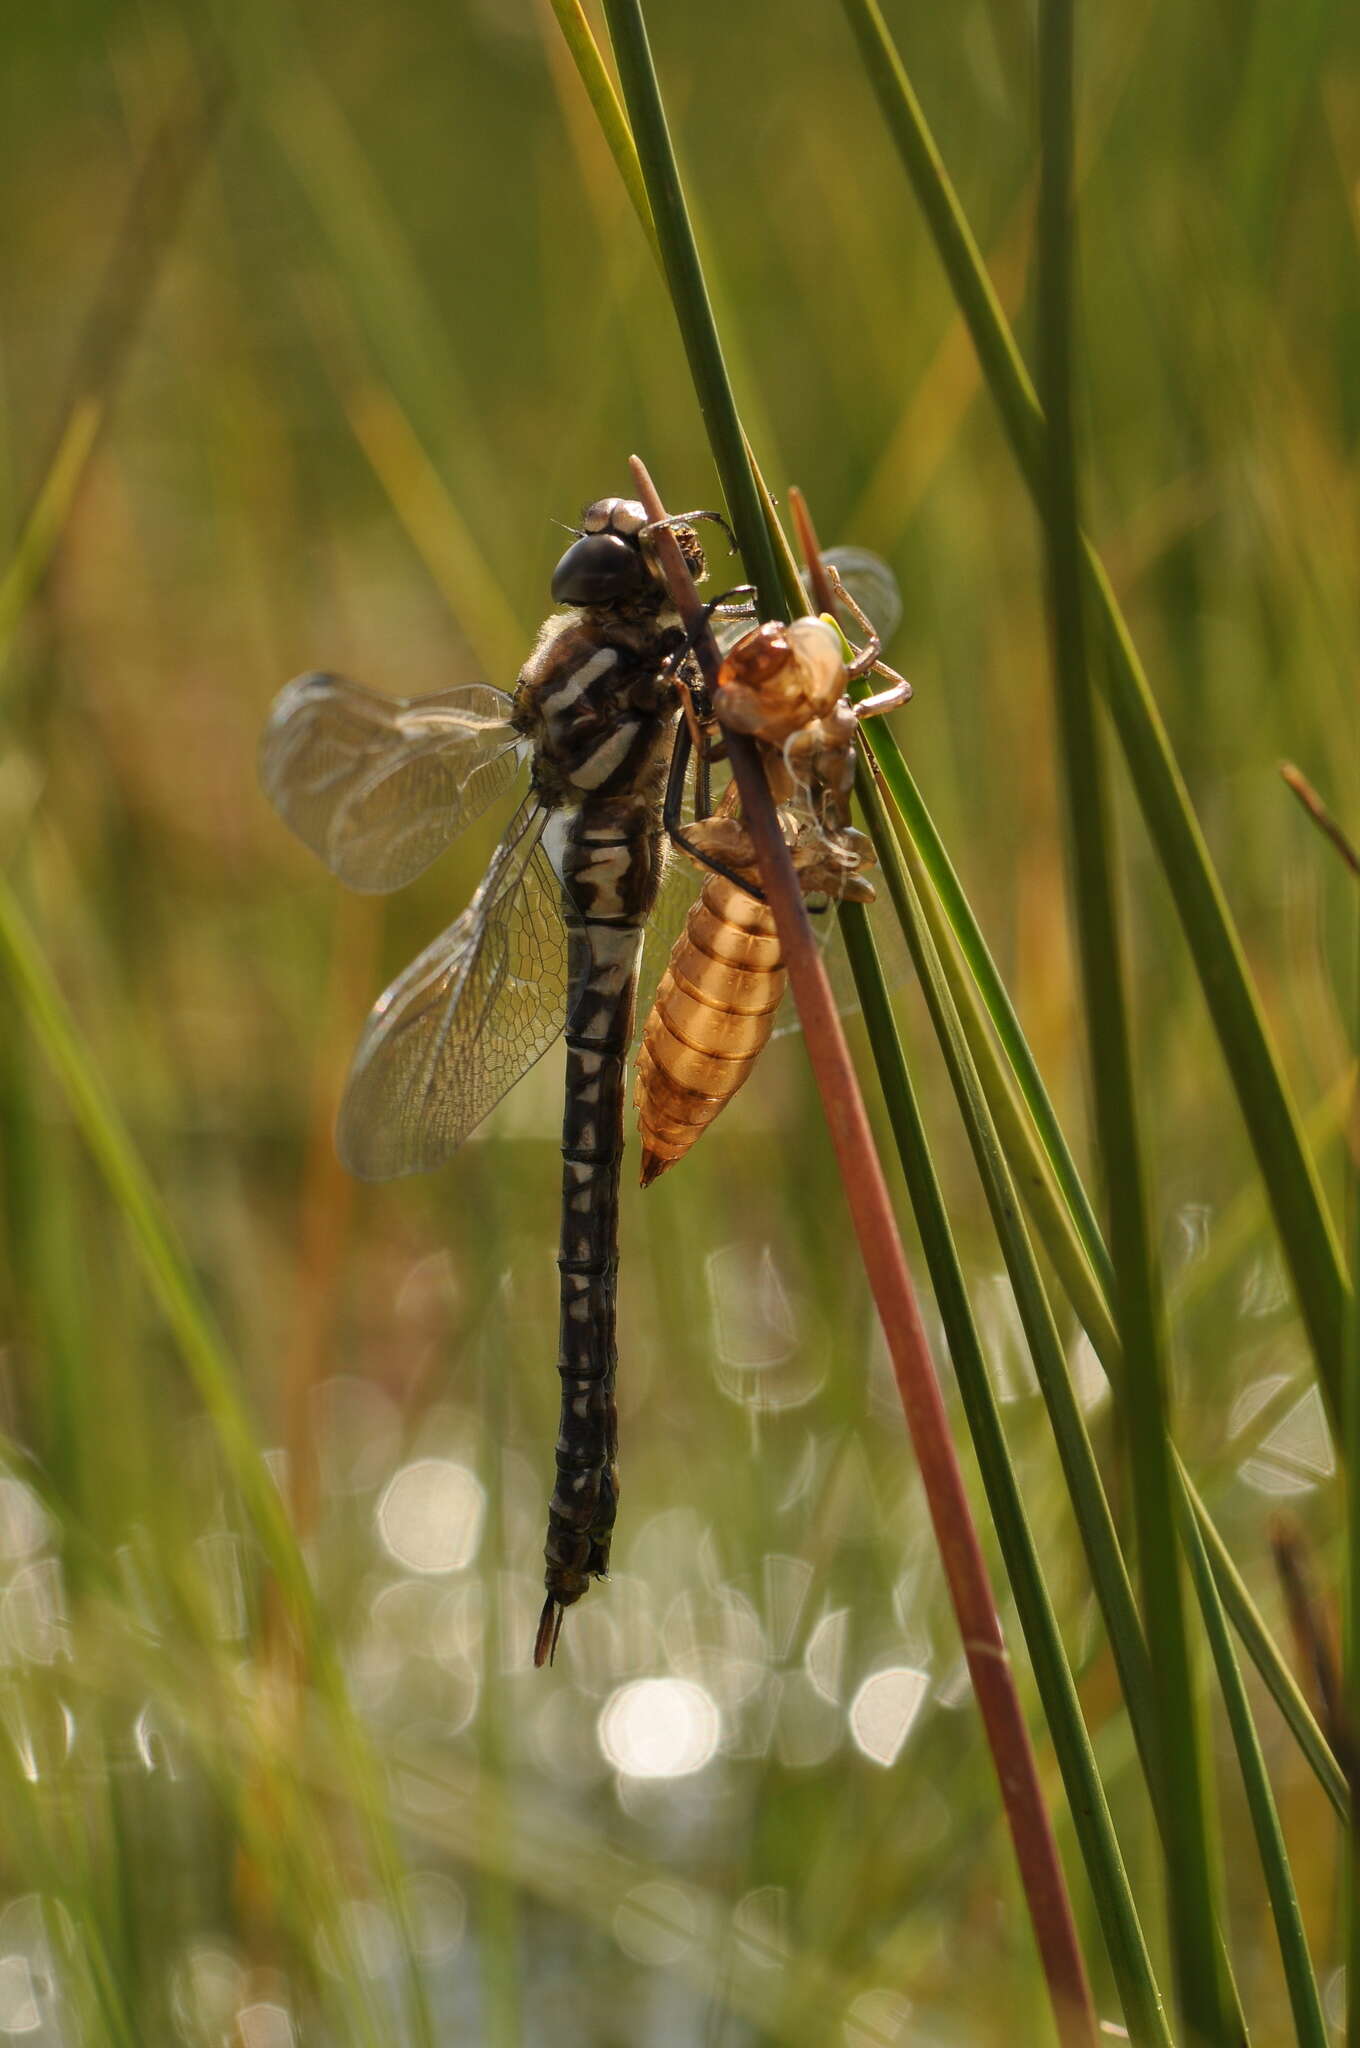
[1280,762,1360,879]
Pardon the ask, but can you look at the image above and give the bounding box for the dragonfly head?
[551,497,707,608]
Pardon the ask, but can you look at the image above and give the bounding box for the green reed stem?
[838,0,1349,1419]
[546,0,659,259]
[857,726,1349,1820]
[0,64,228,686]
[1036,4,1232,2032]
[864,778,1253,2032]
[601,0,783,615]
[840,897,1171,2044]
[1347,905,1360,2048]
[1180,1506,1329,2047]
[0,875,436,2048]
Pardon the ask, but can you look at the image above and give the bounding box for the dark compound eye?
[578,497,647,538]
[551,529,651,605]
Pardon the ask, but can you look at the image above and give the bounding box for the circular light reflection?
[0,1953,39,2034]
[377,1460,485,1575]
[0,1481,48,1563]
[171,1944,244,2042]
[848,1667,929,1767]
[598,1679,720,1779]
[843,1987,914,2045]
[404,1873,466,1960]
[236,2003,295,2048]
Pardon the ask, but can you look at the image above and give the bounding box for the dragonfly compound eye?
[551,528,652,605]
[579,496,647,537]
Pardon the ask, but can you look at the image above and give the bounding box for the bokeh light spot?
[848,1667,929,1766]
[598,1679,720,1778]
[377,1460,485,1575]
[236,2003,295,2048]
[0,1954,39,2034]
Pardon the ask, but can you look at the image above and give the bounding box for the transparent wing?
[806,547,903,643]
[260,672,522,893]
[338,796,567,1179]
[635,842,709,1040]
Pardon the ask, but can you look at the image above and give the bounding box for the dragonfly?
[261,495,741,1664]
[261,495,904,1664]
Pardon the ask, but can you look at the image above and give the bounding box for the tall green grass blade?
[599,0,783,612]
[858,772,1251,2028]
[606,31,1098,2028]
[0,65,227,685]
[857,717,1111,1295]
[1180,1505,1329,2047]
[837,0,1349,1415]
[839,900,1171,2045]
[1346,901,1359,2048]
[0,873,436,2048]
[1036,3,1231,2031]
[855,691,1347,1820]
[546,0,659,260]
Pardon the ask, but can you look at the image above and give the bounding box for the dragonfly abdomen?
[635,874,785,1186]
[538,797,663,1662]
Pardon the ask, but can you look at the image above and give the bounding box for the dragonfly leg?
[823,566,912,712]
[663,718,768,903]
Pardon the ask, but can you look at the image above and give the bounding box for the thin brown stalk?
[632,454,1097,2048]
[1271,1513,1355,1785]
[1280,761,1360,879]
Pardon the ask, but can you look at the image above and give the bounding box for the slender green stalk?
[639,461,1098,2042]
[1180,1507,1329,2047]
[1035,5,1232,2034]
[546,0,659,259]
[868,788,1155,1749]
[837,0,1349,1416]
[859,720,1111,1294]
[600,0,784,614]
[1347,904,1360,2048]
[1190,1488,1348,1820]
[0,65,228,685]
[852,739,1349,1818]
[0,875,436,2048]
[840,901,1171,2044]
[864,771,1248,2033]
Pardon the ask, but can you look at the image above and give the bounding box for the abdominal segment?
[635,874,785,1185]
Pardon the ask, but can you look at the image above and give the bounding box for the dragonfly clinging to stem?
[259,487,906,1665]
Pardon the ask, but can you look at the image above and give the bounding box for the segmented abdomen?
[635,875,785,1185]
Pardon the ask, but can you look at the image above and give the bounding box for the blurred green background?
[0,0,1355,2041]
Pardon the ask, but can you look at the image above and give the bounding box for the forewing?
[809,547,902,643]
[260,672,521,892]
[338,797,567,1179]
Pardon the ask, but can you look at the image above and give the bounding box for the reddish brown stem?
[633,455,1097,2048]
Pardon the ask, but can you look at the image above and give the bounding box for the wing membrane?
[338,796,566,1178]
[260,672,521,893]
